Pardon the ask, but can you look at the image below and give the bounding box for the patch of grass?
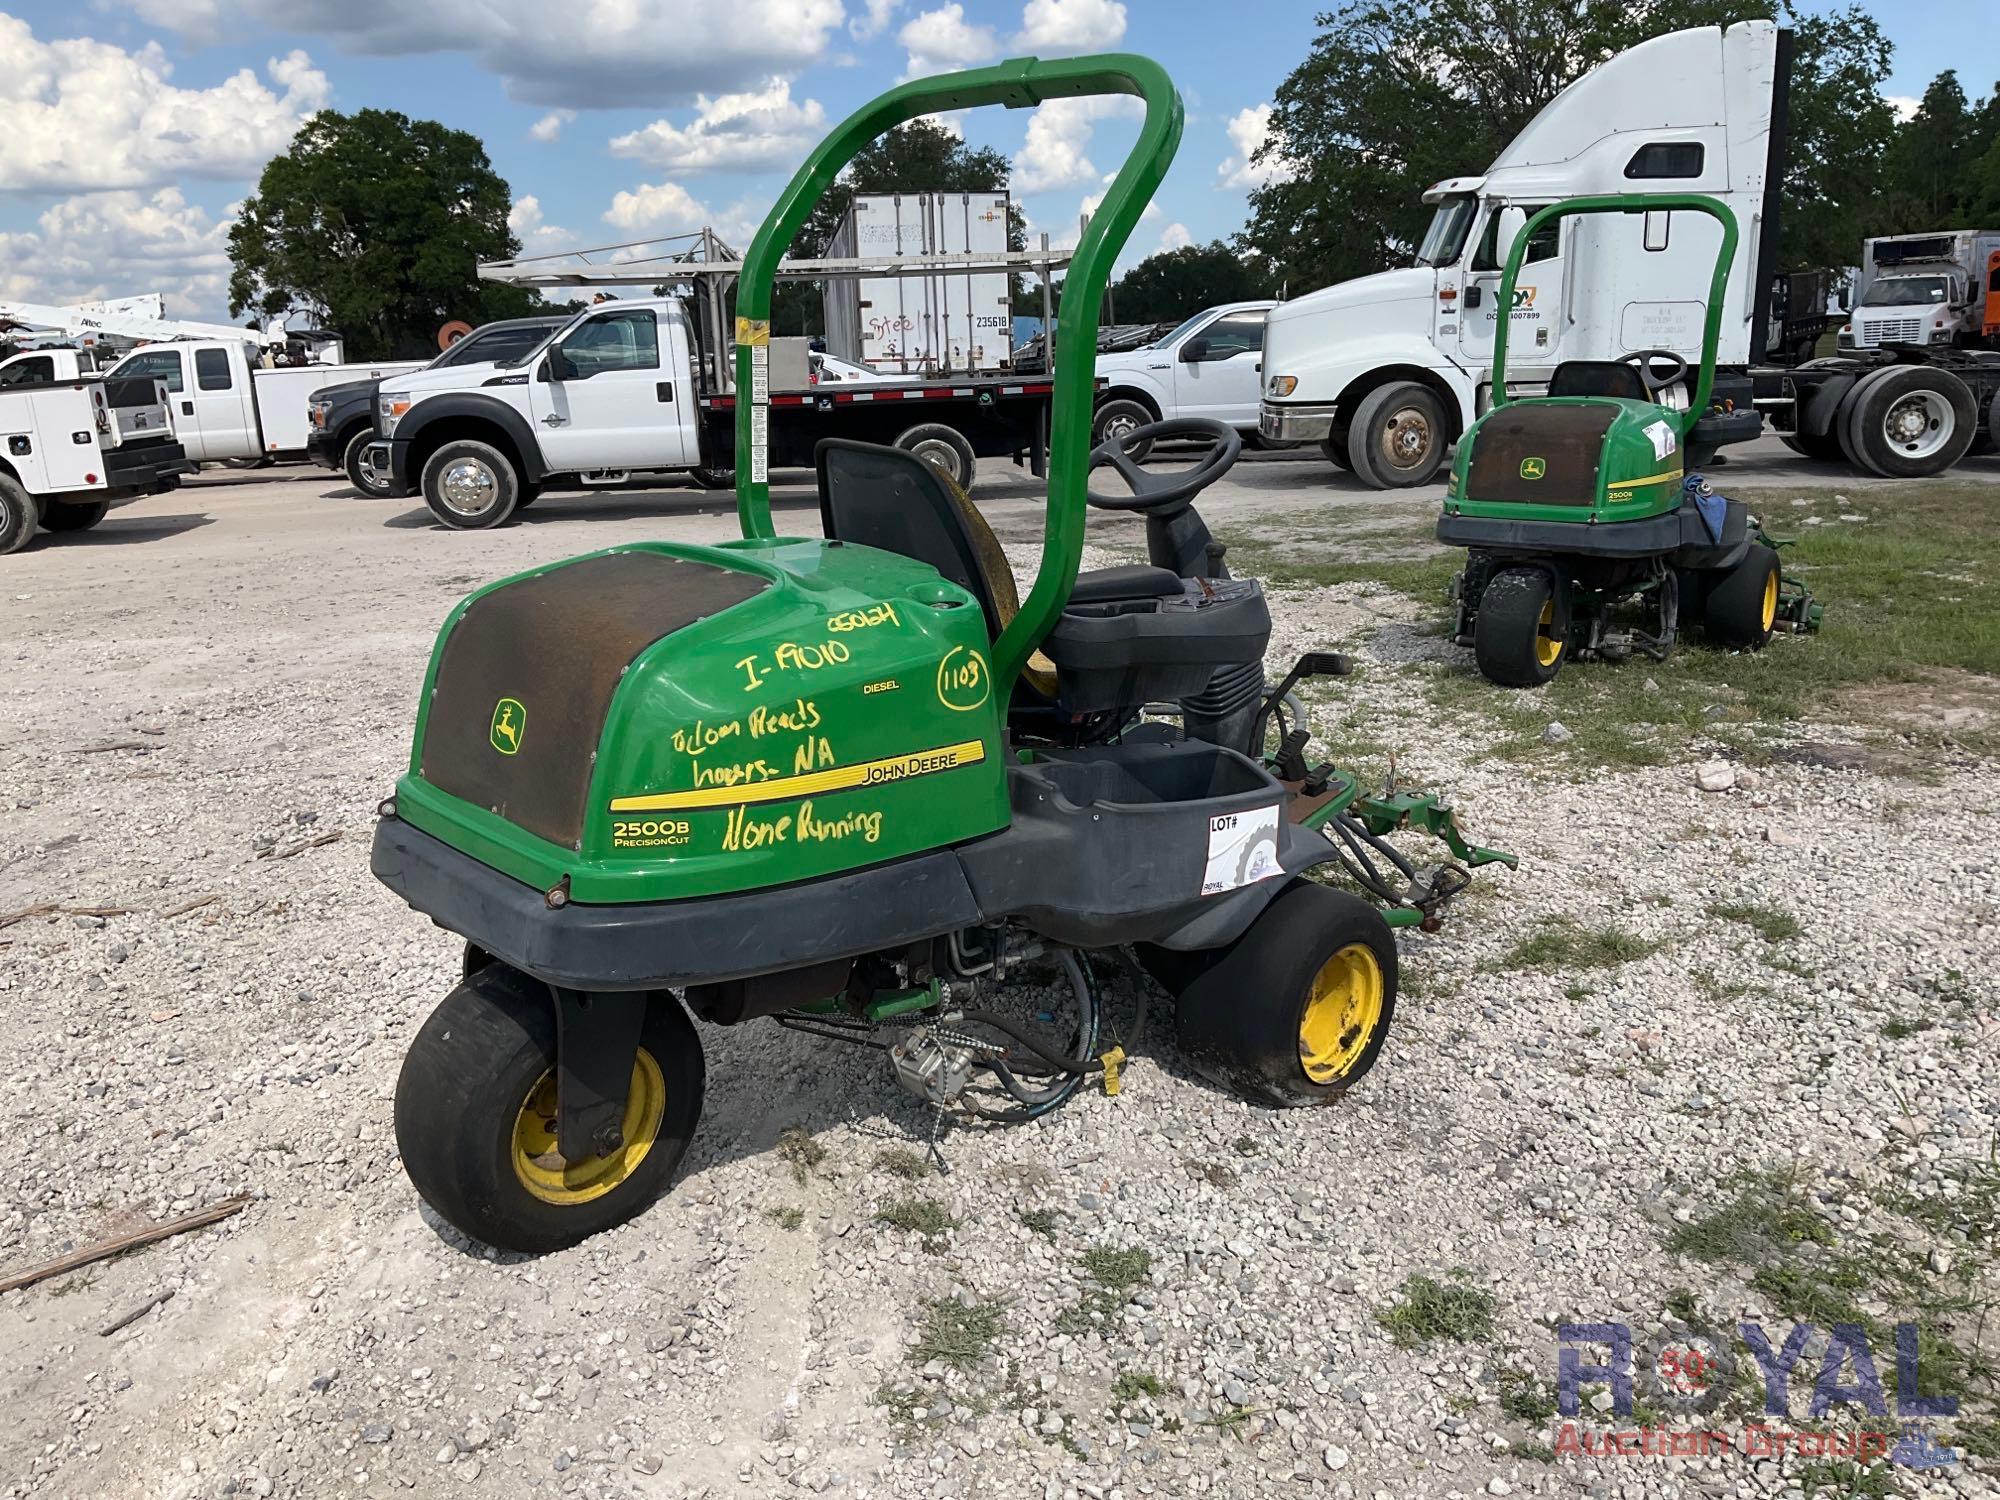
[1081,1246,1152,1290]
[873,1147,930,1180]
[1017,1207,1061,1239]
[46,1268,99,1298]
[1500,919,1659,972]
[1707,900,1803,943]
[1112,1370,1168,1404]
[1956,1416,2000,1460]
[1665,1171,1836,1265]
[1511,1440,1556,1463]
[763,1205,804,1231]
[1377,1271,1496,1348]
[1663,1286,1709,1331]
[1795,1459,1898,1499]
[1879,1015,1937,1040]
[775,1125,826,1185]
[877,1195,958,1252]
[1496,1368,1557,1424]
[909,1295,1004,1370]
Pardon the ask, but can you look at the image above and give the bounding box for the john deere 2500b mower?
[1439,195,1822,687]
[369,55,1511,1254]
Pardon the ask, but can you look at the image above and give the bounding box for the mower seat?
[815,439,1265,718]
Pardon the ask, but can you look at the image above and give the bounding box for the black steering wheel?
[1620,348,1689,398]
[1086,416,1241,513]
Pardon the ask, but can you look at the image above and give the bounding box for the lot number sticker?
[1202,804,1283,895]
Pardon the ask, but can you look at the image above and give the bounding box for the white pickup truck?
[0,354,190,554]
[1088,300,1278,459]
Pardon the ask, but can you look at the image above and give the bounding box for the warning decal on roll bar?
[1202,804,1283,896]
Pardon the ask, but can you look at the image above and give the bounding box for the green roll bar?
[732,54,1183,700]
[1491,193,1739,439]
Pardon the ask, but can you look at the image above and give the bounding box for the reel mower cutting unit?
[1439,194,1823,687]
[369,54,1513,1254]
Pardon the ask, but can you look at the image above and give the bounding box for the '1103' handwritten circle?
[935,646,991,711]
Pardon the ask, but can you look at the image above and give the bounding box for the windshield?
[1414,195,1477,268]
[1862,275,1950,308]
[1147,312,1211,349]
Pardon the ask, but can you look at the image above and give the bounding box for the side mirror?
[1179,337,1210,363]
[1837,285,1851,312]
[1494,205,1529,256]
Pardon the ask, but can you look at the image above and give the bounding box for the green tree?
[229,109,543,359]
[770,118,1027,335]
[1879,70,2000,229]
[1106,241,1278,323]
[1243,1,1894,288]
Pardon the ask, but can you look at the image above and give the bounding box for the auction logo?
[1549,1321,1960,1469]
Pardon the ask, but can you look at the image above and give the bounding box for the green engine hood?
[393,539,1009,904]
[1444,396,1686,524]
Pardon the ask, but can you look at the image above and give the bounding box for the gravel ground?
[1,455,1995,1500]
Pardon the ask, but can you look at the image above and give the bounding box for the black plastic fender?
[397,392,549,483]
[1798,369,1861,440]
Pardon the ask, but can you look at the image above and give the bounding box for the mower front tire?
[395,963,704,1254]
[1172,881,1398,1108]
[1472,566,1567,687]
[421,440,521,530]
[1701,544,1780,651]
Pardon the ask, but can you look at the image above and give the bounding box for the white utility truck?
[1260,21,1997,484]
[1089,300,1279,458]
[0,358,189,555]
[1841,230,2000,350]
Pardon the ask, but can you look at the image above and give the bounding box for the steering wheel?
[1086,416,1241,512]
[1620,348,1689,398]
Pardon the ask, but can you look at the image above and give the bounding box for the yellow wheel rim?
[511,1049,667,1206]
[1298,943,1386,1084]
[1760,569,1778,632]
[1535,599,1565,668]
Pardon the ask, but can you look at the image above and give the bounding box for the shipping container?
[823,192,1013,375]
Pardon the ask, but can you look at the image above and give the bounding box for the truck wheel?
[1172,881,1398,1107]
[422,440,520,530]
[1779,430,1843,462]
[1347,382,1448,488]
[687,466,736,491]
[1701,544,1780,651]
[394,963,705,1254]
[0,475,38,555]
[1472,566,1568,686]
[41,498,110,532]
[896,423,978,491]
[1091,399,1156,462]
[1320,422,1352,471]
[343,429,391,497]
[1842,367,1976,478]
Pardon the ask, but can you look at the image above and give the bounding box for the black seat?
[1069,563,1183,604]
[1547,361,1649,400]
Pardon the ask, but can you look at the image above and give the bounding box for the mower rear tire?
[0,474,37,555]
[422,440,520,530]
[1472,567,1567,687]
[1701,544,1780,651]
[41,498,110,532]
[1172,881,1398,1107]
[1347,381,1448,488]
[395,963,704,1254]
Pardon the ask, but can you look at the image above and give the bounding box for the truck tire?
[343,429,391,497]
[1091,399,1156,461]
[1841,366,1976,479]
[687,465,735,491]
[0,475,38,555]
[1779,430,1842,462]
[422,439,520,530]
[1320,422,1352,471]
[41,498,110,532]
[896,423,977,491]
[1347,382,1448,488]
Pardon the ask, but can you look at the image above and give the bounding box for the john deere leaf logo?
[489,698,526,756]
[1519,456,1546,480]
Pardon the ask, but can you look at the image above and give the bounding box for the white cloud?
[1080,186,1159,221]
[106,0,846,109]
[1158,222,1191,253]
[1883,94,1921,123]
[610,80,827,175]
[850,0,902,40]
[0,189,234,321]
[530,109,575,143]
[1014,0,1125,51]
[0,18,329,194]
[899,4,1000,77]
[1015,96,1139,194]
[603,181,710,233]
[507,195,571,252]
[1218,103,1294,190]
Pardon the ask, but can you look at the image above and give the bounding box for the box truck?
[822,192,1014,376]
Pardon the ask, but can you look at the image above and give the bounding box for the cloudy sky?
[0,0,1977,326]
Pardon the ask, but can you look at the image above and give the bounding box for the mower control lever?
[1085,416,1241,513]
